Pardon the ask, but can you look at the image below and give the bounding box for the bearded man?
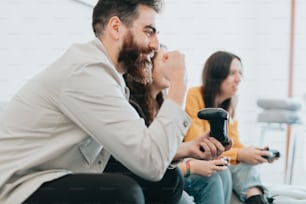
[0,1,194,204]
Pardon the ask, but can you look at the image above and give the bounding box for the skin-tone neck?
[150,84,161,99]
[98,36,121,72]
[97,15,126,74]
[215,95,229,107]
[149,84,162,118]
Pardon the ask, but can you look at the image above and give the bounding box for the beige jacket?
[0,38,190,204]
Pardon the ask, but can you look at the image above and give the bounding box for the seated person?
[184,51,277,204]
[124,45,232,204]
[0,1,195,203]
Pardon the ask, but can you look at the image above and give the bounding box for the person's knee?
[219,168,232,185]
[159,167,184,203]
[107,174,145,204]
[231,164,265,202]
[207,173,223,188]
[185,174,226,204]
[191,173,223,193]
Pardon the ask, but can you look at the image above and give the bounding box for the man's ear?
[107,16,122,40]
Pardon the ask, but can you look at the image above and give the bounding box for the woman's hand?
[237,146,271,165]
[188,158,229,177]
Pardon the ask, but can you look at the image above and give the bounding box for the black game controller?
[197,108,229,146]
[262,149,280,161]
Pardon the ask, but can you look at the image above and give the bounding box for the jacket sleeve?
[59,63,190,181]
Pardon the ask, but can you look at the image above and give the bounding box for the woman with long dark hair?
[184,51,276,204]
[124,47,233,204]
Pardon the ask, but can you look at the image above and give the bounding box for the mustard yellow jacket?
[184,86,245,164]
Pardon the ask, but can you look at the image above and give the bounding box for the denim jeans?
[177,190,195,204]
[230,163,268,202]
[183,168,232,204]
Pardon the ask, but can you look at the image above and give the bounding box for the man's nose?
[149,35,160,51]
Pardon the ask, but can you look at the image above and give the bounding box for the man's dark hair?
[92,0,163,36]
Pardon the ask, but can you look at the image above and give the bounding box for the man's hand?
[224,138,233,152]
[173,131,226,161]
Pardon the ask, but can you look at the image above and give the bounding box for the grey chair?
[256,98,303,184]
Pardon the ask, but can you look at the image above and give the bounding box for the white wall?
[158,0,306,185]
[159,0,293,142]
[1,0,305,185]
[0,0,93,100]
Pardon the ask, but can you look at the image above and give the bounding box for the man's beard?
[118,32,154,85]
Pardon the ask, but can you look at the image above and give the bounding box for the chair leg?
[285,130,297,185]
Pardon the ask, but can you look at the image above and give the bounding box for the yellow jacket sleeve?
[184,86,245,164]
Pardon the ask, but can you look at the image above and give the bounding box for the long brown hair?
[124,46,166,125]
[124,74,163,126]
[201,51,241,117]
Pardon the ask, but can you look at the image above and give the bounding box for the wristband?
[185,160,192,187]
[185,160,191,177]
